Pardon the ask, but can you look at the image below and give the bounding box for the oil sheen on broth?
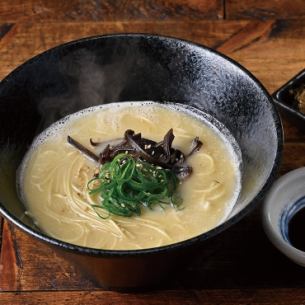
[19,102,241,250]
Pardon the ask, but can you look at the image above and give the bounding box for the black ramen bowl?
[0,34,283,289]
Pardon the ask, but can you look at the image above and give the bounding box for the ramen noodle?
[19,102,241,250]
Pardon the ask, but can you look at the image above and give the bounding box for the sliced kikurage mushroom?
[68,129,202,180]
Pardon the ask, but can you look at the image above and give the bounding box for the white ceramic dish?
[263,167,305,266]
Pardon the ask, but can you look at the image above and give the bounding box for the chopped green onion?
[87,153,182,217]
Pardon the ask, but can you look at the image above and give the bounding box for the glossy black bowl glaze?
[273,69,305,131]
[0,34,283,289]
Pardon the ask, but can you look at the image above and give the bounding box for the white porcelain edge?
[262,167,305,267]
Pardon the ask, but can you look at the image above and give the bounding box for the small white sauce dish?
[263,167,305,266]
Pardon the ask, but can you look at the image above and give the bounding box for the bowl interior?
[0,34,282,252]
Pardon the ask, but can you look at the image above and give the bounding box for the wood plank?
[0,2,304,303]
[281,118,305,143]
[2,288,305,305]
[226,0,305,20]
[215,19,305,95]
[281,142,305,174]
[0,20,246,81]
[0,217,3,276]
[0,222,20,291]
[0,0,223,23]
[1,20,305,139]
[1,19,305,96]
[0,19,304,92]
[1,19,304,89]
[0,221,95,291]
[0,18,304,293]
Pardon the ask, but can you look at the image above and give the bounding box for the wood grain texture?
[214,19,305,95]
[0,222,94,291]
[282,118,305,142]
[216,19,275,53]
[0,20,305,135]
[1,1,305,302]
[0,222,21,291]
[227,0,305,20]
[0,0,223,23]
[0,20,247,81]
[0,23,13,38]
[282,142,305,174]
[2,288,305,305]
[0,19,304,93]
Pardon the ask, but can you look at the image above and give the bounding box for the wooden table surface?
[1,1,305,304]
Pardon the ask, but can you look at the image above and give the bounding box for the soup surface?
[19,102,241,250]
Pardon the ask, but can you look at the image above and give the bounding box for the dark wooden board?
[1,19,305,97]
[0,0,223,22]
[2,288,305,305]
[1,1,305,304]
[227,0,305,20]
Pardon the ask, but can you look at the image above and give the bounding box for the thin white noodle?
[108,219,126,238]
[206,188,225,201]
[21,103,241,250]
[109,238,118,249]
[31,182,44,192]
[193,181,221,193]
[174,127,191,135]
[53,193,68,199]
[137,223,171,240]
[116,215,172,240]
[138,116,154,125]
[172,223,187,231]
[195,153,215,176]
[125,242,142,250]
[61,224,86,243]
[174,134,193,140]
[61,154,126,239]
[81,227,89,245]
[123,229,136,239]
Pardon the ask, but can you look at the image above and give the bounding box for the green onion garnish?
[87,153,182,218]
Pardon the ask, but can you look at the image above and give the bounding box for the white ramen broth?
[19,102,241,250]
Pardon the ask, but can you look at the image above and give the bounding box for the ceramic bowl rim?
[263,167,305,265]
[0,33,283,257]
